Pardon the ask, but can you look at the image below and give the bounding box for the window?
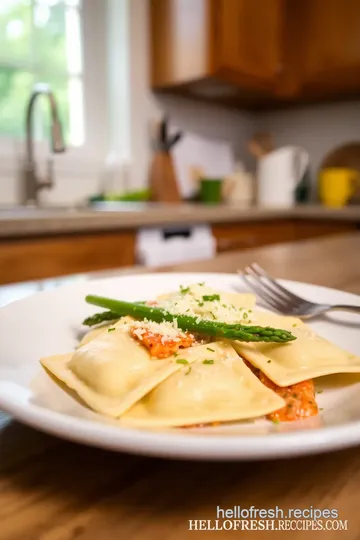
[0,0,84,146]
[0,0,121,172]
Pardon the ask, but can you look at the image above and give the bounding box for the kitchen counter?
[1,232,360,306]
[0,203,359,238]
[1,232,360,540]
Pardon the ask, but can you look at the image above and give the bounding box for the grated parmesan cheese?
[129,319,189,339]
[157,283,247,325]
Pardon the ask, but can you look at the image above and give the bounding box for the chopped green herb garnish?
[319,408,324,411]
[176,358,189,365]
[203,359,214,365]
[180,285,190,294]
[186,308,190,313]
[185,366,192,375]
[198,282,205,286]
[267,360,272,363]
[222,304,227,308]
[293,324,297,327]
[107,327,115,332]
[197,301,204,307]
[243,312,248,320]
[292,393,298,398]
[202,294,220,302]
[317,390,323,394]
[207,347,215,352]
[272,419,280,424]
[248,320,252,324]
[248,309,252,313]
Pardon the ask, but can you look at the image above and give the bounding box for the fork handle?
[327,304,360,314]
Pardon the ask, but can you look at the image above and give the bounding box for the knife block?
[149,150,181,203]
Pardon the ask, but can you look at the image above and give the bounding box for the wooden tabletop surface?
[1,232,360,540]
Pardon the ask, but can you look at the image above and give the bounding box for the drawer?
[212,220,295,252]
[293,220,355,240]
[0,231,136,285]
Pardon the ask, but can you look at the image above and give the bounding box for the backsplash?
[0,99,253,206]
[2,95,360,206]
[255,101,360,178]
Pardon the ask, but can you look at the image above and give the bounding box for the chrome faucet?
[21,84,65,205]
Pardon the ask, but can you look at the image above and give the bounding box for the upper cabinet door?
[295,0,360,96]
[213,0,283,88]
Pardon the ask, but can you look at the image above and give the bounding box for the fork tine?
[243,272,287,313]
[250,263,305,304]
[245,266,291,309]
[249,263,296,303]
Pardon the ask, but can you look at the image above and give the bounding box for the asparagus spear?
[84,295,296,343]
[83,310,120,327]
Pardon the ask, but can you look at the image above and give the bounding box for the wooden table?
[1,233,360,540]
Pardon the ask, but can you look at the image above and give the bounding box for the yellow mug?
[319,167,358,208]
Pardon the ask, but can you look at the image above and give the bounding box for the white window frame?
[0,0,131,180]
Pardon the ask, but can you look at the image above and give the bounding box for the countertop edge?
[0,205,359,238]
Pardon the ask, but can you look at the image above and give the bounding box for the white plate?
[1,272,360,461]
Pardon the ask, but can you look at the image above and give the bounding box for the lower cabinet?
[0,220,356,285]
[0,231,136,285]
[293,220,357,241]
[212,220,356,252]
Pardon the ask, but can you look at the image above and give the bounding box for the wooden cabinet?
[212,0,283,89]
[151,0,283,102]
[283,0,360,99]
[213,220,294,252]
[0,220,356,285]
[0,231,136,285]
[293,220,356,241]
[151,0,360,107]
[212,220,356,253]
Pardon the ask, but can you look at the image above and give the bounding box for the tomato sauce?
[244,360,318,421]
[131,328,194,358]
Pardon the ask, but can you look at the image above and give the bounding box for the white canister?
[257,146,309,208]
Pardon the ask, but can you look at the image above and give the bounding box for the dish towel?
[135,225,216,267]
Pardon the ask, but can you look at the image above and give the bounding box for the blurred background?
[0,0,359,286]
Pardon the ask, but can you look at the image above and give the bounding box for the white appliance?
[257,146,309,208]
[136,225,216,267]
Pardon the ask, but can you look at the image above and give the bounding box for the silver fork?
[241,263,360,319]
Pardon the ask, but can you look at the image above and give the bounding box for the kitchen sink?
[0,204,81,217]
[85,201,177,211]
[0,201,187,217]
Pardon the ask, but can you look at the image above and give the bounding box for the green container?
[200,178,223,204]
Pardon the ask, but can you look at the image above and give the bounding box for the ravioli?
[233,319,360,386]
[239,310,304,330]
[77,324,112,348]
[119,342,285,427]
[41,319,194,418]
